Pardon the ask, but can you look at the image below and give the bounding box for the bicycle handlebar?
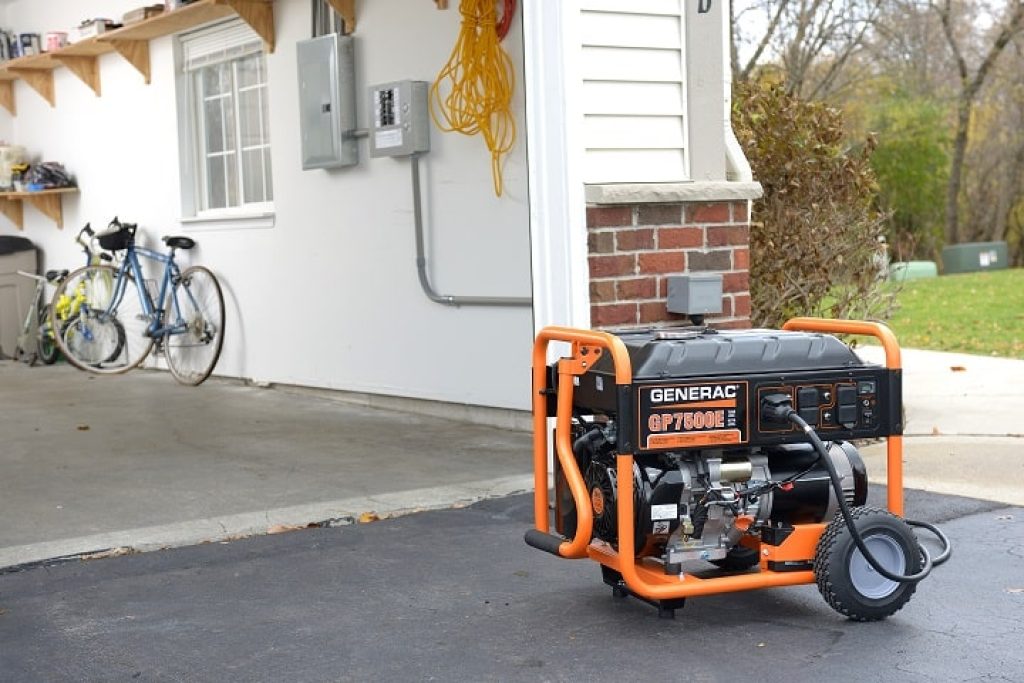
[15,269,46,284]
[75,221,118,263]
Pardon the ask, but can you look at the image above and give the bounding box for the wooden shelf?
[0,187,78,230]
[0,0,275,112]
[104,0,273,45]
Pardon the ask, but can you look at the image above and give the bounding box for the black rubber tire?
[52,265,153,374]
[711,544,761,570]
[814,506,922,621]
[37,303,59,365]
[164,266,225,386]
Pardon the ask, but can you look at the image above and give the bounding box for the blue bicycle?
[51,218,225,386]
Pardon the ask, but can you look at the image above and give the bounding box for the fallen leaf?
[358,512,380,524]
[267,524,303,535]
[76,424,90,431]
[950,366,966,372]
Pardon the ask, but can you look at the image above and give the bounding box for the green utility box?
[941,241,1008,275]
[889,261,938,282]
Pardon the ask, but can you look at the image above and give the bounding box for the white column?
[685,0,729,182]
[522,0,591,332]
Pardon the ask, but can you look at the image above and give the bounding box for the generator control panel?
[556,328,902,454]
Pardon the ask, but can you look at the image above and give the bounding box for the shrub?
[733,81,898,328]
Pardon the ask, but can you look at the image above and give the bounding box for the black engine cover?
[553,328,901,453]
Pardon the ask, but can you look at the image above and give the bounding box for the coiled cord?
[430,0,517,196]
[790,412,952,583]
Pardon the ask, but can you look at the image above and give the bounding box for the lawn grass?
[885,268,1024,358]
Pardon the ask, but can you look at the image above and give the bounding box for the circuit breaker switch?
[369,80,431,158]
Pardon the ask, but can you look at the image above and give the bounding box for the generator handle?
[781,317,904,516]
[530,326,633,558]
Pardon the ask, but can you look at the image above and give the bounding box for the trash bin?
[0,236,38,358]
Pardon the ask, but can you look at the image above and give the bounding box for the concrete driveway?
[857,346,1024,506]
[0,362,532,569]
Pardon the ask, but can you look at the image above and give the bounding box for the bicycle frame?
[15,271,48,351]
[92,243,195,340]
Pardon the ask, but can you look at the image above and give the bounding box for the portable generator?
[525,318,949,620]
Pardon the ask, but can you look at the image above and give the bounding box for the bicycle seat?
[162,236,195,250]
[45,269,68,282]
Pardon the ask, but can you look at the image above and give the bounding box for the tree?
[933,0,1024,244]
[960,38,1024,252]
[731,0,885,99]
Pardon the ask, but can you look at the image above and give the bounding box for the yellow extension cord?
[430,0,516,197]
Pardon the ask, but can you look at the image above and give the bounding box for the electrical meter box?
[297,34,357,170]
[369,80,431,158]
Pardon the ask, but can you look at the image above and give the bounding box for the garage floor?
[0,361,532,569]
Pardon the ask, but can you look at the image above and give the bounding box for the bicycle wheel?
[164,266,225,386]
[52,265,154,374]
[37,303,59,364]
[61,311,126,367]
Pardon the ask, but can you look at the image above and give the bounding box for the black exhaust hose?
[788,411,952,583]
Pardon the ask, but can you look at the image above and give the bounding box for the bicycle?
[51,218,225,386]
[13,268,67,365]
[10,224,113,366]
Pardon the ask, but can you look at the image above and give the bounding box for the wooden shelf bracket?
[0,81,15,115]
[0,197,24,229]
[23,192,68,228]
[221,0,277,50]
[7,68,55,107]
[52,55,102,96]
[326,0,356,34]
[107,40,151,84]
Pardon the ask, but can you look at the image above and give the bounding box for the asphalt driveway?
[1,487,1020,683]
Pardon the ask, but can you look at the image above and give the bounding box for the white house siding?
[580,0,688,184]
[0,0,533,410]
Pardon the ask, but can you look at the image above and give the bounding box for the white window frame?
[175,19,275,229]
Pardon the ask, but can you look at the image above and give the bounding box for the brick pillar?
[587,201,751,330]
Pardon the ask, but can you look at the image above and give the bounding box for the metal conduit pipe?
[410,154,532,308]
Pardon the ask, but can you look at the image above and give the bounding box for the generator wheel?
[710,545,760,570]
[814,506,922,621]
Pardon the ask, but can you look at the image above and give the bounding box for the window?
[179,20,273,218]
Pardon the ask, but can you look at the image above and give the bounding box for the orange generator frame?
[526,318,905,613]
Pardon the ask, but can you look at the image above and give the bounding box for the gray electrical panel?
[298,34,358,170]
[369,80,431,158]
